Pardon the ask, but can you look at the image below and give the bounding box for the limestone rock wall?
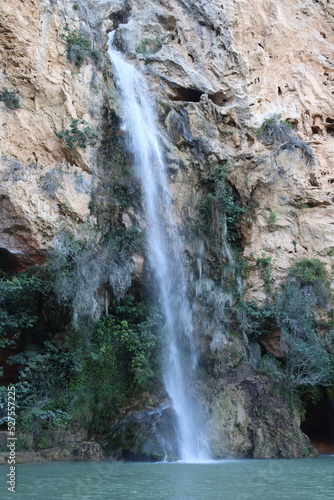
[0,0,106,267]
[113,0,334,298]
[1,0,334,458]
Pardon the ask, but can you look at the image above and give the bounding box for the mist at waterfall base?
[108,34,209,462]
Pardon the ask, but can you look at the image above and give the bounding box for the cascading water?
[108,33,209,462]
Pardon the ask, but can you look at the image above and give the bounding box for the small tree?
[275,277,332,392]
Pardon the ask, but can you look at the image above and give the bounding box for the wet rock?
[107,404,179,461]
[208,374,315,459]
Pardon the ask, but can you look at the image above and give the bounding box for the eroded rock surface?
[1,0,333,459]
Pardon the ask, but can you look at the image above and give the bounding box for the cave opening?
[208,91,228,106]
[169,86,203,102]
[300,388,334,454]
[0,247,21,273]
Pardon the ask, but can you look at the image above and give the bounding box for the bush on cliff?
[243,258,333,391]
[274,280,332,391]
[0,88,20,109]
[0,293,159,436]
[0,271,42,352]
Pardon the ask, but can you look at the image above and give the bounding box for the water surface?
[1,457,333,499]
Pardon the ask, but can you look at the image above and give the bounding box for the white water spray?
[108,34,209,462]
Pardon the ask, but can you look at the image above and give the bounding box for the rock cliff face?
[1,0,334,459]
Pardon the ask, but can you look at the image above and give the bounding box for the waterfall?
[108,34,209,462]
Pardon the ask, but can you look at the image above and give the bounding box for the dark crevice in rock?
[208,91,228,106]
[0,247,22,273]
[312,126,321,134]
[301,390,334,455]
[166,84,229,107]
[168,85,203,102]
[157,13,177,31]
[108,2,132,29]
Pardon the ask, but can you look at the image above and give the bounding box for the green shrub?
[47,229,144,336]
[0,271,42,349]
[213,164,245,240]
[257,353,283,383]
[64,29,91,67]
[1,294,159,435]
[0,88,20,109]
[288,258,330,307]
[63,29,103,69]
[1,341,78,431]
[241,257,333,392]
[274,280,332,391]
[268,212,277,224]
[288,258,328,286]
[136,34,171,56]
[113,184,131,208]
[197,163,244,248]
[237,299,275,339]
[256,253,272,292]
[93,296,159,389]
[256,114,315,165]
[137,38,163,55]
[57,118,94,150]
[256,114,292,144]
[70,296,159,433]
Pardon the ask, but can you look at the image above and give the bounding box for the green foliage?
[197,163,245,251]
[1,341,78,431]
[110,226,145,258]
[46,229,144,339]
[239,257,333,392]
[268,212,277,224]
[0,88,20,109]
[256,114,293,145]
[288,258,328,286]
[257,353,283,384]
[237,299,275,339]
[136,34,171,56]
[0,293,159,435]
[288,258,330,307]
[275,280,332,391]
[113,184,131,208]
[16,435,31,451]
[47,231,105,334]
[1,295,159,435]
[137,38,163,55]
[93,296,159,389]
[256,253,272,292]
[213,164,245,242]
[257,272,332,392]
[64,29,91,67]
[256,114,315,165]
[57,119,94,150]
[69,297,159,434]
[0,271,42,349]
